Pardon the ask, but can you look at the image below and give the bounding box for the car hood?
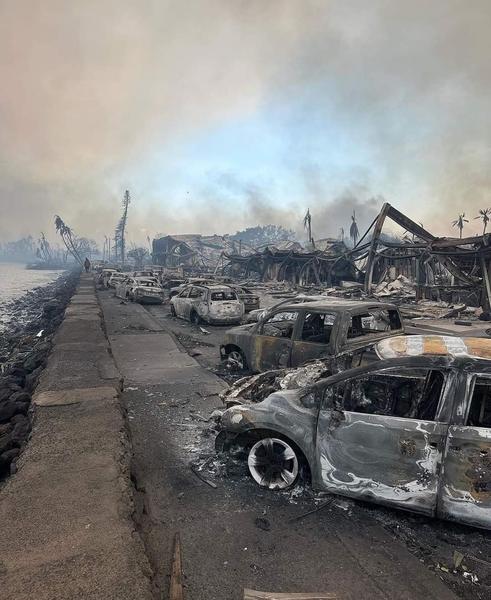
[225,323,256,335]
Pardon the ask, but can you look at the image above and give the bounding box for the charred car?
[217,335,491,529]
[170,284,244,325]
[220,299,403,372]
[230,285,260,312]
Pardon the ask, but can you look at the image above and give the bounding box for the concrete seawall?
[0,273,154,599]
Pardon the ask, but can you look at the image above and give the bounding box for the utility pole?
[121,190,131,265]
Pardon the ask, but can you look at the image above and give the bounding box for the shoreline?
[0,269,80,479]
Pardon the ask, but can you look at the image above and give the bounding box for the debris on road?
[243,590,340,599]
[169,532,184,600]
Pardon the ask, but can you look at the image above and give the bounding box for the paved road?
[98,289,480,600]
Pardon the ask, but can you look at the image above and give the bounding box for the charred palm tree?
[349,210,359,247]
[475,208,491,235]
[303,208,313,244]
[54,215,83,265]
[452,213,468,239]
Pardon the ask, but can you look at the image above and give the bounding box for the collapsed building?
[152,203,491,309]
[356,203,491,309]
[222,239,355,286]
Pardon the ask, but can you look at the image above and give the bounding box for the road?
[98,289,490,600]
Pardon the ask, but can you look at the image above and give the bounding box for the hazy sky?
[1,1,490,245]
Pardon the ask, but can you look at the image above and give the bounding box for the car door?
[250,310,299,372]
[187,286,205,319]
[315,364,451,515]
[174,288,190,317]
[438,373,491,528]
[290,311,337,367]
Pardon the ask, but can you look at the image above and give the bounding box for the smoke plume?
[0,1,490,244]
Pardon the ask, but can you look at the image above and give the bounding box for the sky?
[1,0,491,246]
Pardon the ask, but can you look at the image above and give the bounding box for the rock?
[0,448,20,476]
[9,391,31,404]
[0,402,17,423]
[0,400,28,423]
[10,416,30,445]
[0,422,13,436]
[23,353,44,374]
[25,366,44,392]
[0,388,10,402]
[0,433,13,454]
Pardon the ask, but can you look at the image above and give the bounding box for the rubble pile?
[220,359,332,407]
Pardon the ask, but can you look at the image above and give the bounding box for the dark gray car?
[220,299,404,372]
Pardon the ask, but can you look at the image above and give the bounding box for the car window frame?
[256,309,300,340]
[464,373,491,429]
[297,310,337,346]
[321,364,452,423]
[342,308,403,348]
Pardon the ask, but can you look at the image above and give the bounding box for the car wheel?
[170,304,176,317]
[227,349,247,370]
[247,437,299,490]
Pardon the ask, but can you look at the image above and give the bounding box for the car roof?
[275,298,398,313]
[377,335,491,362]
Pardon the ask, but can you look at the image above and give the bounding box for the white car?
[170,284,244,325]
[117,277,164,304]
[107,272,126,289]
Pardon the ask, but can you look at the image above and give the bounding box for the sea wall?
[0,272,153,600]
[0,270,79,478]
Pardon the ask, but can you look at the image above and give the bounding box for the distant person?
[84,257,91,273]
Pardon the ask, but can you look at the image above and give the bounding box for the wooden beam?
[244,591,339,600]
[169,533,184,600]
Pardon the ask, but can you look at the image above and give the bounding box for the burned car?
[170,284,244,325]
[220,299,403,372]
[230,285,260,312]
[217,335,491,529]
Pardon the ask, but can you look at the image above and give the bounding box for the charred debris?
[151,202,491,321]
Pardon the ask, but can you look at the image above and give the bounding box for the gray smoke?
[1,1,490,243]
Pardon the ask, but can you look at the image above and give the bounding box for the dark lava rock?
[0,433,13,454]
[25,366,44,392]
[0,400,28,423]
[0,422,13,436]
[0,448,20,477]
[9,391,31,404]
[0,388,11,403]
[10,416,30,445]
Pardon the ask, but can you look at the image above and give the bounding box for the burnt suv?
[220,299,404,372]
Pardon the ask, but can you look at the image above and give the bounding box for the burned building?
[354,203,491,308]
[222,239,355,286]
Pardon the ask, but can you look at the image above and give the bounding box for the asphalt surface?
[98,289,491,600]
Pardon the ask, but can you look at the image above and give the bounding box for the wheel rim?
[228,350,244,370]
[248,438,299,490]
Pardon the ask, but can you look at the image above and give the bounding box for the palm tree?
[452,213,469,239]
[303,208,312,244]
[54,215,83,265]
[350,210,359,246]
[475,208,491,235]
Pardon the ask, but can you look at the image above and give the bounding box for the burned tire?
[227,348,247,371]
[247,437,299,490]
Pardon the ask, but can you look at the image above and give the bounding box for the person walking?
[84,257,91,272]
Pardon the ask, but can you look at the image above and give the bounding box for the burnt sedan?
[216,335,491,529]
[220,299,404,372]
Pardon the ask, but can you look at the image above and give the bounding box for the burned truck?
[217,335,491,529]
[220,299,404,372]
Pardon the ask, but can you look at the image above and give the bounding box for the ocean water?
[0,262,64,308]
